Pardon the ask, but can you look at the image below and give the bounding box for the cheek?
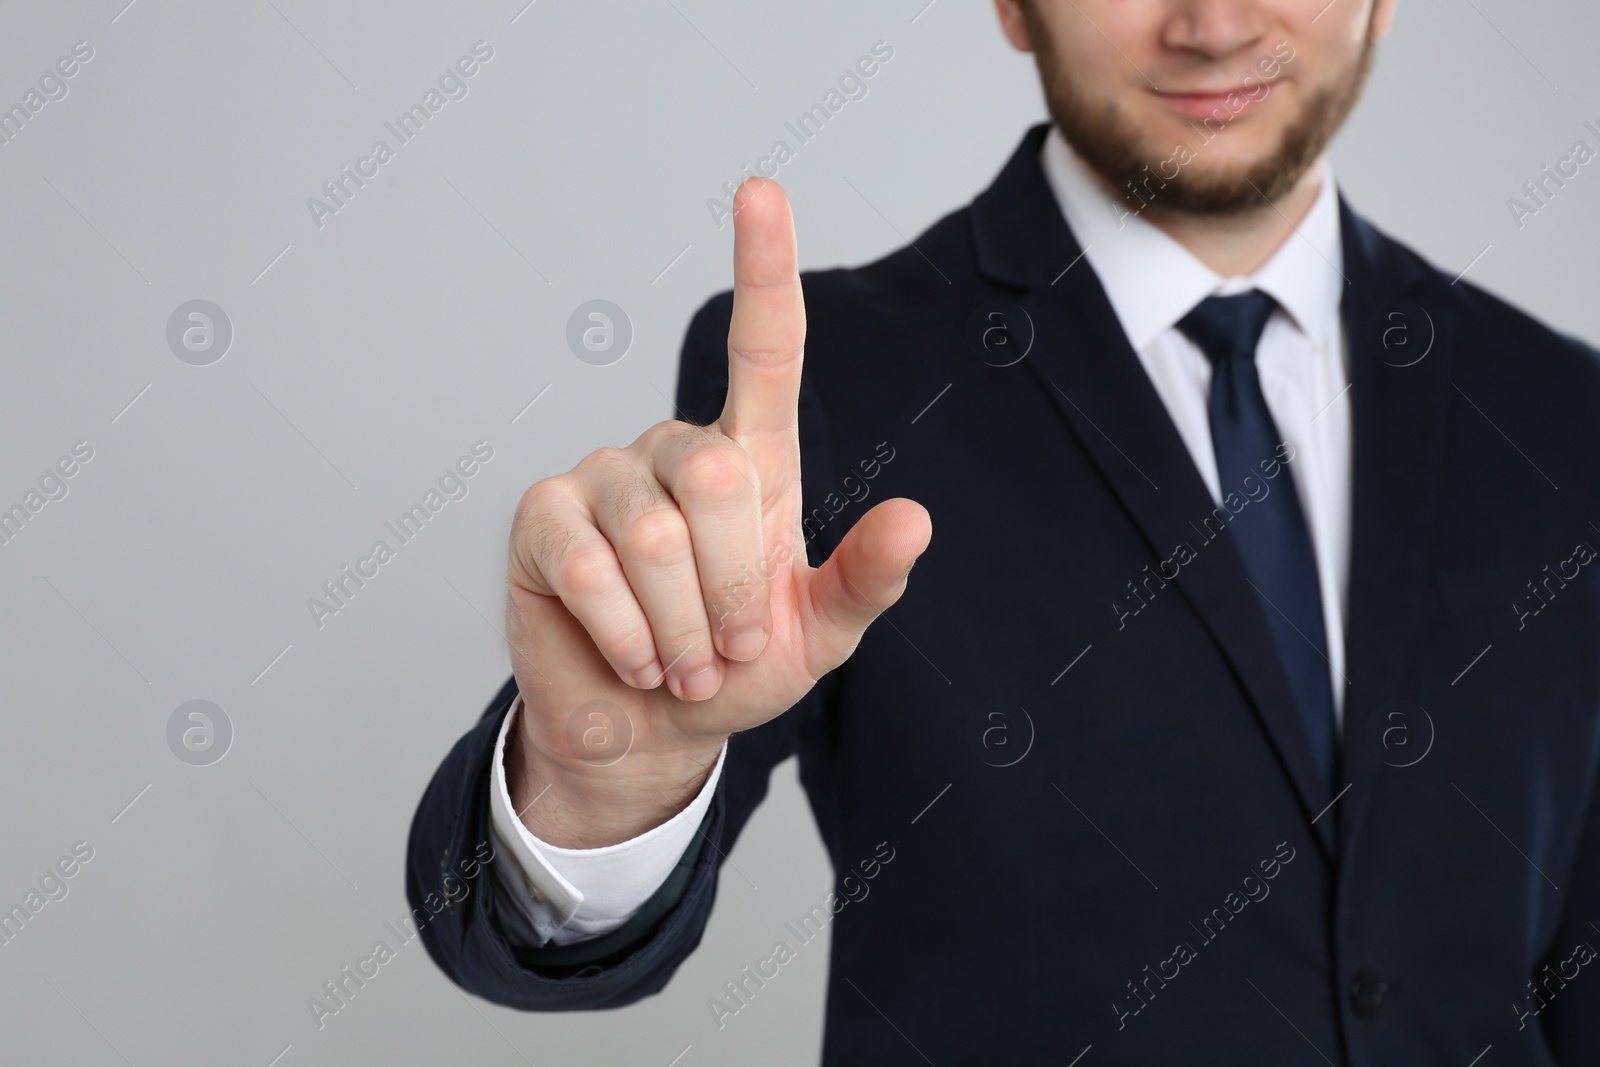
[1289,6,1373,83]
[1045,3,1147,82]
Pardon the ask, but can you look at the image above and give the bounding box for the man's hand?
[504,178,932,848]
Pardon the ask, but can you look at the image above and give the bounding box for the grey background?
[1,0,1596,1064]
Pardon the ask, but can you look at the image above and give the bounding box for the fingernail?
[723,627,768,660]
[632,660,665,689]
[679,664,721,701]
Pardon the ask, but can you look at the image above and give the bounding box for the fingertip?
[629,660,665,690]
[674,663,723,702]
[720,624,770,662]
[879,496,934,561]
[732,176,788,217]
[732,179,797,273]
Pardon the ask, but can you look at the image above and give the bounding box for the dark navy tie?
[1178,291,1337,791]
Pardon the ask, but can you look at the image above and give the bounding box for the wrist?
[507,707,723,849]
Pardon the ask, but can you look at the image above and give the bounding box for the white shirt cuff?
[487,694,727,947]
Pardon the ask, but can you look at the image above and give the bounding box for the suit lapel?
[1334,203,1456,854]
[970,125,1340,856]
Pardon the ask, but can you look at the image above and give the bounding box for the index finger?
[719,178,805,466]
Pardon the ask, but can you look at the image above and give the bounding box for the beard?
[1022,3,1377,215]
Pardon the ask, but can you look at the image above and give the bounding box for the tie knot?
[1177,290,1277,366]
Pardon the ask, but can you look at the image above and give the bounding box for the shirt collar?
[1039,125,1345,352]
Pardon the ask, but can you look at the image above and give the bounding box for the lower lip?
[1155,89,1269,121]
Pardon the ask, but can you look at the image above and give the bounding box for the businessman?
[409,0,1600,1062]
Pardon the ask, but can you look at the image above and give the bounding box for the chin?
[1193,138,1289,180]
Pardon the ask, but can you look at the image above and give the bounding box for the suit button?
[1349,969,1387,1018]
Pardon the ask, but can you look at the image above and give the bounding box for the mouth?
[1152,86,1272,121]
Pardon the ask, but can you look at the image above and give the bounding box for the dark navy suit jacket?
[408,125,1600,1065]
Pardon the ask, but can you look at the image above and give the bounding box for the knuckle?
[619,508,690,565]
[586,445,626,468]
[678,443,752,502]
[513,484,578,578]
[514,478,563,526]
[603,469,668,528]
[573,446,623,483]
[647,419,705,448]
[555,546,616,600]
[672,419,722,443]
[524,516,576,576]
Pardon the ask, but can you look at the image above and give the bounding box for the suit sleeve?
[1539,758,1600,1064]
[403,290,841,1010]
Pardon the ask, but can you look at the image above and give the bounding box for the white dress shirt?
[488,700,728,946]
[490,125,1353,948]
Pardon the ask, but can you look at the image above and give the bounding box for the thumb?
[804,497,932,670]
